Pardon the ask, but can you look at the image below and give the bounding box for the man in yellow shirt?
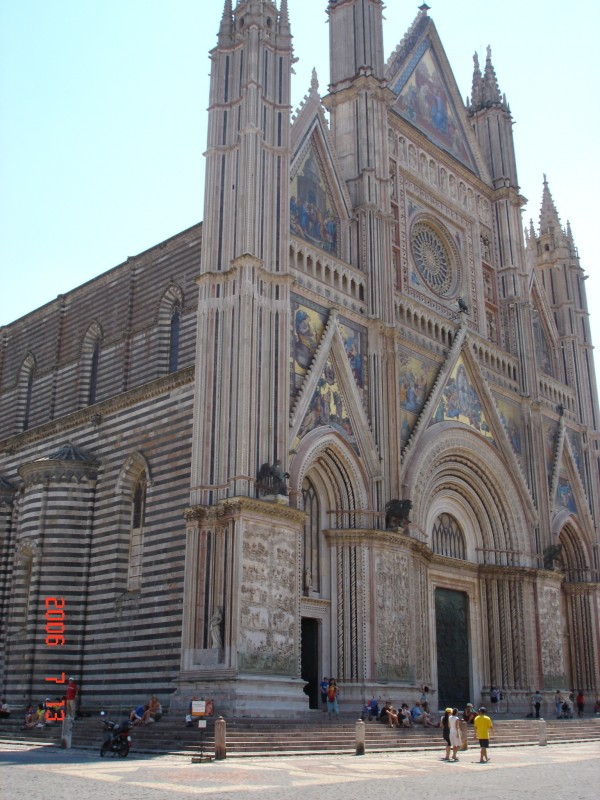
[473,706,494,763]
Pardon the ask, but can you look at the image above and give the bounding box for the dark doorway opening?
[301,617,319,709]
[435,587,470,710]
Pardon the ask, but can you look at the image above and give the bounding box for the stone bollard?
[459,720,468,751]
[355,719,365,756]
[214,716,227,760]
[60,714,73,749]
[538,718,547,746]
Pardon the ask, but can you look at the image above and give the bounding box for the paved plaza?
[1,740,598,800]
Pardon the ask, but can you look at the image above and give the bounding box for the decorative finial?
[418,3,430,13]
[311,68,319,92]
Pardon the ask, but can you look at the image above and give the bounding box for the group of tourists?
[129,694,162,726]
[441,705,494,763]
[320,677,340,719]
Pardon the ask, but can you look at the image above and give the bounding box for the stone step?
[2,715,598,757]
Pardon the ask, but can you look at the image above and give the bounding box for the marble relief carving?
[238,525,297,675]
[375,550,411,680]
[539,585,565,687]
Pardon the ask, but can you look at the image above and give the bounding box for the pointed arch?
[290,427,372,528]
[17,353,36,431]
[558,523,593,583]
[157,283,184,373]
[79,321,103,407]
[115,452,152,591]
[406,425,536,566]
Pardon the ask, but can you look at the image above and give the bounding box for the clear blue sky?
[1,0,599,381]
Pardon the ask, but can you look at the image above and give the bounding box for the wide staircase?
[1,712,599,758]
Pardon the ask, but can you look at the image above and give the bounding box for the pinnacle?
[539,175,562,237]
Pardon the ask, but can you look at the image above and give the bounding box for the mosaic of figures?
[432,358,494,441]
[557,477,576,514]
[238,527,297,675]
[392,45,475,170]
[290,147,338,255]
[291,296,366,398]
[398,352,438,448]
[533,315,555,377]
[294,357,358,454]
[543,421,558,483]
[567,430,582,479]
[495,396,523,458]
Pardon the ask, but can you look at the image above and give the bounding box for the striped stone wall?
[0,376,194,709]
[0,223,201,439]
[0,222,201,710]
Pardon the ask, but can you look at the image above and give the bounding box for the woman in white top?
[449,708,461,761]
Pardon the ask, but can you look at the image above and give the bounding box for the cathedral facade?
[1,0,599,716]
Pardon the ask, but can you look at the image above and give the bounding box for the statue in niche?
[209,607,223,649]
[543,544,563,571]
[385,499,412,529]
[257,460,290,496]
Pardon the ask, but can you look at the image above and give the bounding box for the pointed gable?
[386,12,483,176]
[296,355,359,453]
[290,71,353,259]
[290,146,339,255]
[431,355,494,441]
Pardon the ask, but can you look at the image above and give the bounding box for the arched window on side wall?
[128,474,147,591]
[157,284,184,375]
[80,322,102,408]
[432,513,466,560]
[169,305,181,373]
[18,354,36,431]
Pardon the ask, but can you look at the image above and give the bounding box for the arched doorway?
[291,432,372,700]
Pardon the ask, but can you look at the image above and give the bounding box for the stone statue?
[257,460,290,496]
[543,543,563,571]
[209,607,223,649]
[385,499,412,529]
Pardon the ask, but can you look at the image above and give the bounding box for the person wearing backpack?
[326,678,339,719]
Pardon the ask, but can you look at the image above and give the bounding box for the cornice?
[0,367,194,455]
[561,582,599,596]
[322,528,432,557]
[184,497,307,526]
[478,564,539,580]
[18,456,101,487]
[197,261,296,288]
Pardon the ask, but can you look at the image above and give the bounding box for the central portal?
[435,587,470,709]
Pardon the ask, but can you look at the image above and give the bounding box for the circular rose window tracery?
[410,220,460,297]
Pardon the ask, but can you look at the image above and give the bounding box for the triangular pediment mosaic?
[291,297,366,401]
[294,356,358,454]
[390,41,478,173]
[494,395,523,462]
[399,350,440,448]
[542,419,560,488]
[290,145,339,256]
[430,355,494,442]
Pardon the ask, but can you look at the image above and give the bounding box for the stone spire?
[470,52,484,111]
[279,0,290,33]
[219,0,234,44]
[482,45,502,106]
[539,175,562,238]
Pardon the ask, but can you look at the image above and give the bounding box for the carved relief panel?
[238,524,299,675]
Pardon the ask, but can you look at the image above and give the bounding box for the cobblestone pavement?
[1,741,599,800]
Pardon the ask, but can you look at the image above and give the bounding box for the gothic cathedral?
[1,1,598,716]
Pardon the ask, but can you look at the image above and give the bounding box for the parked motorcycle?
[99,711,132,757]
